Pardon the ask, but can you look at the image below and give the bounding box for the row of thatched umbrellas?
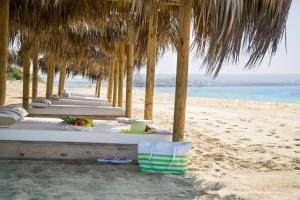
[0,0,292,141]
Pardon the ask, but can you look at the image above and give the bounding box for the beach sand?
[1,81,300,199]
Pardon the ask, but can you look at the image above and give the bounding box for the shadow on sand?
[0,160,242,199]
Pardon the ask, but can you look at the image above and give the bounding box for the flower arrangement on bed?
[58,116,94,131]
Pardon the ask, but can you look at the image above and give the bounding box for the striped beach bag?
[138,141,192,174]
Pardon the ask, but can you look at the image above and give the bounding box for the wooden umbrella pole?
[107,65,111,100]
[0,0,9,106]
[113,59,119,107]
[49,63,55,97]
[97,74,102,98]
[31,51,39,100]
[172,0,192,142]
[22,51,31,111]
[107,61,114,103]
[46,62,54,99]
[144,5,158,120]
[125,42,134,118]
[118,40,125,107]
[95,78,99,95]
[58,63,66,97]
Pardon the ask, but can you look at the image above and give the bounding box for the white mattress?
[51,99,111,107]
[29,105,125,116]
[0,118,172,144]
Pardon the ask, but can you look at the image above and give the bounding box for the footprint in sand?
[279,124,286,127]
[216,120,227,124]
[258,129,263,133]
[294,139,300,141]
[225,130,231,134]
[294,144,300,147]
[232,124,238,127]
[239,138,251,141]
[285,146,293,149]
[272,156,280,160]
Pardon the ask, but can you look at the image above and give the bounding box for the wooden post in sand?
[118,40,125,107]
[95,78,99,95]
[113,59,119,107]
[31,51,39,100]
[144,5,158,120]
[172,0,192,142]
[46,62,55,99]
[96,72,102,98]
[58,63,66,97]
[22,50,31,110]
[107,61,114,103]
[125,43,134,118]
[0,0,9,106]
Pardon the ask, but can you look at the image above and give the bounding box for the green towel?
[121,128,149,134]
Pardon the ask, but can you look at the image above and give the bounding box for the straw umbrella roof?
[7,0,292,78]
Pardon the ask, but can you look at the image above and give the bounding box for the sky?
[139,1,300,76]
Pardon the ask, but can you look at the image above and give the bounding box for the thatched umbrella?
[0,0,292,142]
[172,0,292,141]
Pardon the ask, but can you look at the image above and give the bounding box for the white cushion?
[30,102,49,108]
[62,90,71,97]
[50,95,59,100]
[0,110,19,126]
[34,98,51,105]
[4,105,28,118]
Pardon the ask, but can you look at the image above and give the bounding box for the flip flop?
[111,157,132,164]
[96,156,115,163]
[96,156,132,164]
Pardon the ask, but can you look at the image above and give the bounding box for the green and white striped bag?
[138,141,192,174]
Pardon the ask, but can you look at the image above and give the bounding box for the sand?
[1,80,300,199]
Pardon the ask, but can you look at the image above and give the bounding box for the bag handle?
[167,143,177,170]
[149,143,156,161]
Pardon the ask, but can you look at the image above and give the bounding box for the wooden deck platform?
[0,118,172,162]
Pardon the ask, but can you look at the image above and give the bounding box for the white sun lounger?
[0,118,172,161]
[29,104,125,119]
[51,98,111,107]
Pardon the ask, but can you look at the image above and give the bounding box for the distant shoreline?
[134,84,300,87]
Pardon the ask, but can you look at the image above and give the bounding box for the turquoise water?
[136,86,300,104]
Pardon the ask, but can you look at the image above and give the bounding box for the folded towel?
[116,117,153,124]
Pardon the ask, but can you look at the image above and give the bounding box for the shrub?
[7,67,23,80]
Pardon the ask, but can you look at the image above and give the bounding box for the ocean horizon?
[46,74,300,104]
[135,86,300,104]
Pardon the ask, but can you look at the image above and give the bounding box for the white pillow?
[50,94,59,100]
[4,105,28,118]
[0,110,19,126]
[34,98,51,105]
[62,90,71,97]
[30,102,49,108]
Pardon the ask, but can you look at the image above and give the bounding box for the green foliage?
[7,66,44,83]
[7,67,23,80]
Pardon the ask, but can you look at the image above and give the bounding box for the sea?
[47,74,300,104]
[136,86,300,104]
